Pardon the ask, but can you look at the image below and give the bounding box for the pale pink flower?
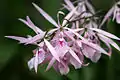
[100,1,120,27]
[89,28,120,55]
[5,16,45,45]
[28,48,45,73]
[5,1,120,75]
[32,3,83,74]
[63,0,95,14]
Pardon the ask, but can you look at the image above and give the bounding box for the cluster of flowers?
[6,0,120,75]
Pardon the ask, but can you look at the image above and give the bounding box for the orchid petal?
[73,28,84,32]
[81,40,109,56]
[98,33,120,51]
[70,56,82,69]
[26,16,44,34]
[82,44,96,58]
[19,18,44,34]
[62,7,78,27]
[64,0,79,15]
[76,40,82,48]
[58,62,69,75]
[5,36,27,43]
[47,28,59,36]
[65,28,108,55]
[64,0,75,10]
[53,62,59,72]
[91,52,101,63]
[44,39,60,62]
[99,6,115,27]
[26,33,45,44]
[38,49,45,64]
[69,48,82,64]
[113,6,117,21]
[28,57,34,70]
[64,31,75,41]
[76,21,79,28]
[78,2,86,13]
[116,11,120,24]
[32,3,59,28]
[18,18,29,27]
[34,51,39,73]
[46,58,56,71]
[98,34,112,55]
[64,27,84,39]
[89,28,120,40]
[85,0,95,14]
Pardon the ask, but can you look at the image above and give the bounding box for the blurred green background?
[0,0,120,80]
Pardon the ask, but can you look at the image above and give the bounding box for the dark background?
[0,0,120,80]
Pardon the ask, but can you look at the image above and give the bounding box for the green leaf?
[0,42,18,71]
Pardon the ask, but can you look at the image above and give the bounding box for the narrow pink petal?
[70,56,82,69]
[81,40,109,56]
[19,18,37,33]
[99,6,114,27]
[76,40,82,48]
[18,18,29,27]
[26,16,35,27]
[62,7,78,27]
[64,0,75,10]
[98,33,120,51]
[26,16,44,34]
[5,36,27,43]
[91,52,101,63]
[47,28,59,35]
[64,27,84,39]
[98,34,112,55]
[113,6,117,21]
[46,58,56,71]
[76,21,79,28]
[44,39,60,62]
[53,62,59,72]
[89,28,120,40]
[34,52,39,73]
[32,3,59,28]
[38,49,45,64]
[64,31,75,41]
[85,0,95,14]
[26,34,45,44]
[78,2,86,13]
[82,44,96,58]
[116,12,120,24]
[69,48,82,64]
[58,62,69,75]
[28,57,34,70]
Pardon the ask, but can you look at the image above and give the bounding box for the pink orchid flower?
[5,0,120,75]
[28,48,45,73]
[100,1,120,27]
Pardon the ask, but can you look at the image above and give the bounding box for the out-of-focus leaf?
[37,64,61,80]
[0,42,18,71]
[67,69,79,80]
